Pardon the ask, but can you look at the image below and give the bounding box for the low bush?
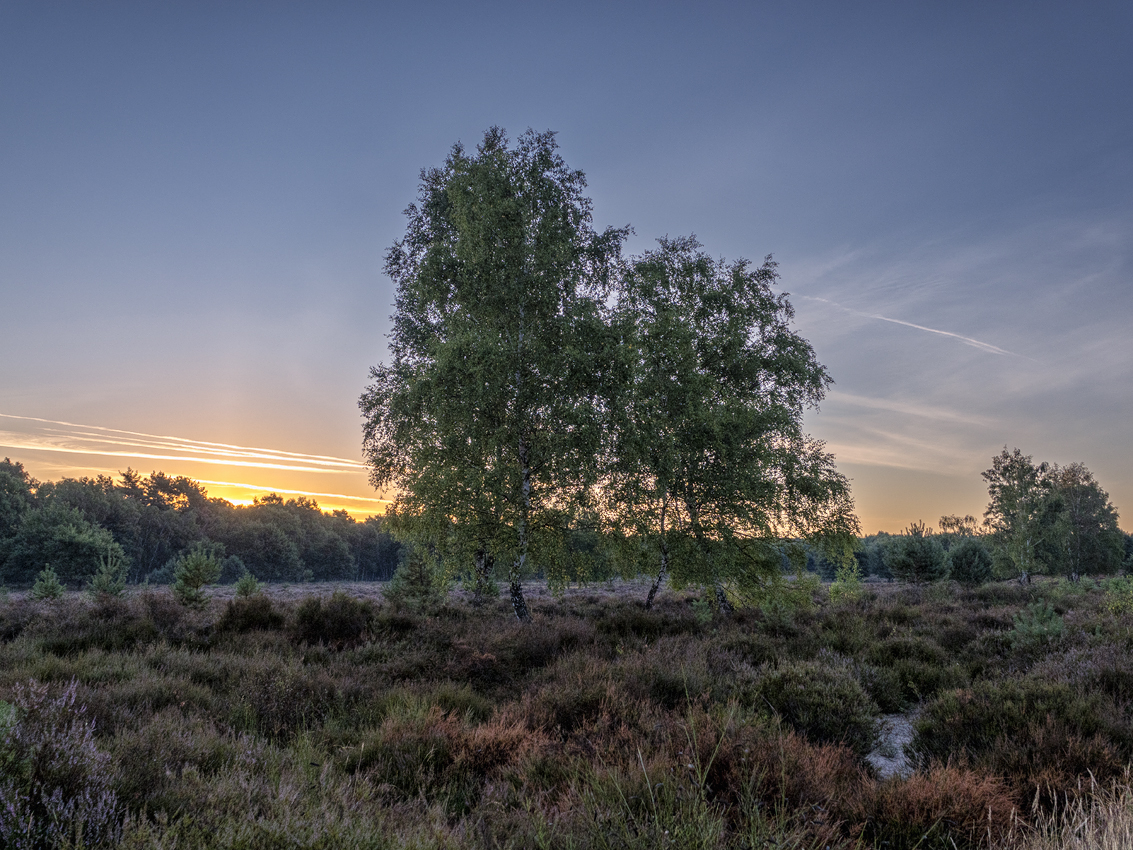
[292,591,373,647]
[216,595,284,633]
[854,765,1018,850]
[866,635,965,705]
[912,677,1132,800]
[1010,600,1065,650]
[947,537,994,586]
[28,596,160,655]
[29,566,65,601]
[230,661,338,741]
[743,658,879,757]
[170,545,222,607]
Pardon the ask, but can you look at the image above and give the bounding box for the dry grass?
[1012,778,1133,850]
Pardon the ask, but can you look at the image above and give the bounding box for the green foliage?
[865,635,965,707]
[887,521,949,584]
[29,565,65,600]
[1010,600,1064,649]
[233,568,261,598]
[87,546,129,598]
[362,127,626,621]
[3,503,123,587]
[604,236,860,607]
[1103,574,1133,615]
[171,544,222,607]
[383,548,445,611]
[1047,462,1124,578]
[982,449,1123,580]
[946,536,993,586]
[829,560,864,602]
[0,457,37,539]
[744,658,879,757]
[912,675,1131,802]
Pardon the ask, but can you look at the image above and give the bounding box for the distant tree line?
[804,448,1131,585]
[0,458,402,588]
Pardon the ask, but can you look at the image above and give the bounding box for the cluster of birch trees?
[360,128,858,620]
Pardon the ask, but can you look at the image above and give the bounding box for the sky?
[1,2,1130,532]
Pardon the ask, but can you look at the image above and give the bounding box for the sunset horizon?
[3,2,1130,537]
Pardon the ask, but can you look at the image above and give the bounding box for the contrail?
[196,479,392,504]
[0,437,359,474]
[0,411,367,471]
[800,295,1031,358]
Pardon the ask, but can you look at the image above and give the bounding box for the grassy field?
[1,577,1132,849]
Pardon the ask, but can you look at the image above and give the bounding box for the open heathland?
[2,578,1133,849]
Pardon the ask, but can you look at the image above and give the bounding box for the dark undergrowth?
[0,578,1131,848]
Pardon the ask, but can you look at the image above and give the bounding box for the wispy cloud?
[0,412,366,474]
[195,479,390,505]
[798,295,1028,358]
[825,391,999,427]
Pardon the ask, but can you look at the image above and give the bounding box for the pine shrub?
[946,537,993,586]
[170,545,222,607]
[233,568,261,598]
[87,547,128,598]
[29,565,65,600]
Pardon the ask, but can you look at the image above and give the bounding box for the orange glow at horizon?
[1,412,389,522]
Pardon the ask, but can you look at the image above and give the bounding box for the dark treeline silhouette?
[0,458,402,587]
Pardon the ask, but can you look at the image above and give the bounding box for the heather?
[1,577,1132,848]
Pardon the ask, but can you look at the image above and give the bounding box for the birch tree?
[982,447,1054,581]
[360,128,626,621]
[603,237,859,610]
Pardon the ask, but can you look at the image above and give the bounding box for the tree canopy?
[361,128,627,620]
[362,128,860,618]
[983,447,1123,580]
[603,236,858,609]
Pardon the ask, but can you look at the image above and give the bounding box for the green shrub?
[29,565,65,600]
[829,561,865,602]
[911,676,1132,799]
[87,547,128,598]
[1102,575,1133,615]
[1010,600,1064,649]
[233,569,261,598]
[888,522,949,584]
[745,658,879,756]
[865,635,964,706]
[170,545,222,607]
[946,537,993,586]
[231,662,338,741]
[292,591,373,647]
[383,549,445,611]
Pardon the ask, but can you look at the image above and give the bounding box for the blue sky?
[1,2,1130,530]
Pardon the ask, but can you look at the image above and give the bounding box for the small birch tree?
[603,237,859,610]
[361,128,626,621]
